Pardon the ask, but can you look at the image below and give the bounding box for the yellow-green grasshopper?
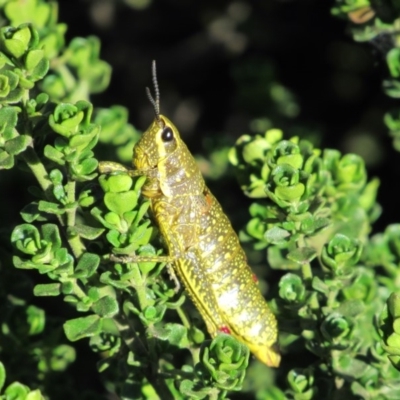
[99,61,280,367]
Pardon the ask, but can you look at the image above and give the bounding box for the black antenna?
[146,60,161,123]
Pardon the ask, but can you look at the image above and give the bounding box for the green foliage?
[332,0,400,152]
[229,122,400,398]
[0,368,46,400]
[286,368,317,400]
[1,0,400,399]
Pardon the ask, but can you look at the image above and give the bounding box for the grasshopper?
[99,61,280,367]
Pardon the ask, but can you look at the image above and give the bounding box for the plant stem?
[65,180,85,258]
[22,147,52,194]
[68,234,85,259]
[125,267,175,400]
[176,306,191,329]
[71,280,87,300]
[301,262,313,286]
[298,234,313,286]
[66,180,76,226]
[131,265,150,310]
[54,63,76,94]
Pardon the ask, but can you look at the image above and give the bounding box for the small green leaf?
[242,137,271,164]
[24,49,44,70]
[104,191,138,214]
[88,287,100,302]
[141,304,166,324]
[49,103,84,136]
[0,106,19,139]
[104,174,133,193]
[4,382,30,398]
[36,92,49,108]
[26,389,45,400]
[63,315,102,341]
[1,86,24,103]
[133,201,150,226]
[68,224,104,240]
[0,151,14,169]
[61,281,74,295]
[179,380,209,400]
[75,157,98,176]
[0,74,10,97]
[104,212,122,228]
[279,273,305,303]
[200,334,249,391]
[4,135,32,155]
[106,230,121,247]
[78,190,96,207]
[0,361,5,393]
[92,295,119,318]
[335,154,366,190]
[321,313,351,343]
[38,200,65,215]
[100,272,130,289]
[11,223,41,255]
[20,202,42,223]
[321,234,362,276]
[336,299,364,318]
[34,283,61,296]
[128,222,153,248]
[41,74,67,99]
[18,74,34,90]
[275,183,305,202]
[387,48,400,78]
[277,153,303,169]
[5,0,52,28]
[1,30,29,58]
[162,323,189,348]
[265,226,290,244]
[388,293,400,319]
[44,144,65,164]
[287,247,317,264]
[287,368,315,398]
[311,276,329,293]
[26,305,45,335]
[49,345,76,372]
[387,332,400,348]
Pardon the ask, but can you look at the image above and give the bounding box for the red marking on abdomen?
[203,189,213,213]
[252,274,258,283]
[219,325,231,334]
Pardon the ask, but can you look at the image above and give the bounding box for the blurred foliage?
[2,0,400,399]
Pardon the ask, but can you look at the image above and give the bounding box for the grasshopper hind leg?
[166,263,181,292]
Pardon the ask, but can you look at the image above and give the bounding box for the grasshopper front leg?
[109,253,174,264]
[99,161,153,177]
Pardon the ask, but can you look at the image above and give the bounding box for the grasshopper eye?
[161,127,174,142]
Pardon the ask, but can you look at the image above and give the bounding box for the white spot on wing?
[248,322,263,337]
[216,287,240,309]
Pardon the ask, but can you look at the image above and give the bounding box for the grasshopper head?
[133,115,181,171]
